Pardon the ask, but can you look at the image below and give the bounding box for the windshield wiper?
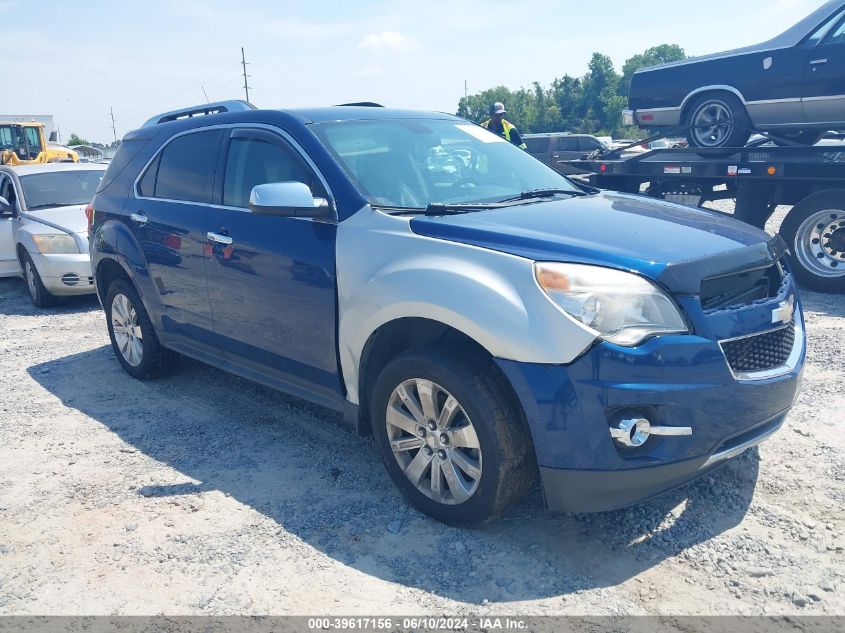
[499,188,589,202]
[422,201,522,216]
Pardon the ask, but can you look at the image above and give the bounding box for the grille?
[701,263,785,311]
[721,323,795,375]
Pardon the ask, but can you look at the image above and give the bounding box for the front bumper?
[497,305,804,513]
[29,252,95,295]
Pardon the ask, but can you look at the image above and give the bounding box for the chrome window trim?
[131,122,337,222]
[718,307,804,381]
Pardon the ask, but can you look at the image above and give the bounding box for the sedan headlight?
[534,262,687,346]
[31,234,80,254]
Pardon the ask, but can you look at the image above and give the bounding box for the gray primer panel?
[336,206,598,405]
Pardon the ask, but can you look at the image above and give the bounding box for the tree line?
[456,44,685,139]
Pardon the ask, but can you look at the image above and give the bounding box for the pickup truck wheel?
[780,190,845,293]
[370,345,535,525]
[22,252,57,308]
[686,93,751,150]
[105,279,176,378]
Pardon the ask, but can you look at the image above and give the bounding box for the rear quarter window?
[96,139,150,193]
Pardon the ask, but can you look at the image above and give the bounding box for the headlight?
[31,234,80,254]
[534,262,687,346]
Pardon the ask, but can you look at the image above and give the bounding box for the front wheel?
[105,279,176,378]
[780,190,845,293]
[685,93,751,149]
[22,252,57,308]
[370,344,535,525]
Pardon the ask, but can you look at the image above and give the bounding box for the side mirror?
[0,195,14,216]
[48,131,58,142]
[249,182,334,219]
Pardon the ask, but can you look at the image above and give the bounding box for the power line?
[241,47,251,103]
[109,107,117,143]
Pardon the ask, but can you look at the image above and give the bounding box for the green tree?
[67,133,90,146]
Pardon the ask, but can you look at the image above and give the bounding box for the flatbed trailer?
[564,140,845,293]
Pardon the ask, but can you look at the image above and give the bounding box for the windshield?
[20,170,104,209]
[310,118,579,209]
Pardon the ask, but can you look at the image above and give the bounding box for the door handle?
[207,231,233,246]
[130,212,147,226]
[809,58,828,65]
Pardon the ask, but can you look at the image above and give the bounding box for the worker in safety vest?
[480,102,527,149]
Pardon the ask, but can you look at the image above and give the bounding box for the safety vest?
[481,119,527,150]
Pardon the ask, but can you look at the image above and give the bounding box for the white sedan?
[0,163,106,307]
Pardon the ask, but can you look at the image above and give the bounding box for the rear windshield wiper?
[499,188,588,202]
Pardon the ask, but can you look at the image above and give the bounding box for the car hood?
[408,192,786,294]
[21,205,87,235]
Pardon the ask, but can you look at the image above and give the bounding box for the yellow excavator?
[0,121,78,165]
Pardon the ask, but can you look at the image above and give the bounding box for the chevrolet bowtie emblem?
[772,295,795,325]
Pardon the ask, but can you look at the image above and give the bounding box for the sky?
[1,0,829,143]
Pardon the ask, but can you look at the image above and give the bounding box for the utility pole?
[109,107,117,143]
[464,80,467,100]
[241,47,251,103]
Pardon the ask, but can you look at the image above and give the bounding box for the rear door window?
[524,137,550,153]
[149,130,223,203]
[556,137,579,151]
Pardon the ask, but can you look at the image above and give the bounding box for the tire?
[771,129,825,147]
[370,344,535,525]
[685,93,752,150]
[21,251,57,308]
[780,190,845,293]
[105,279,176,378]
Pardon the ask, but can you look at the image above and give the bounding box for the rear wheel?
[780,190,845,293]
[105,279,176,378]
[685,93,751,149]
[370,344,535,525]
[22,252,57,308]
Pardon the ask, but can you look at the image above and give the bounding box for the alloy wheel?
[386,378,482,505]
[24,260,38,299]
[111,293,144,366]
[692,101,733,147]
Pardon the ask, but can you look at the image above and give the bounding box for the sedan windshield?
[20,170,105,210]
[310,118,579,209]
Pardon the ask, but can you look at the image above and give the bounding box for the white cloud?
[358,31,417,52]
[355,65,385,78]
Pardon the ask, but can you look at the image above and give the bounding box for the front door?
[803,15,845,124]
[204,127,341,401]
[0,174,19,275]
[128,128,223,350]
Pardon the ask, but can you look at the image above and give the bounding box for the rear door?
[203,127,341,401]
[128,128,223,350]
[803,14,845,124]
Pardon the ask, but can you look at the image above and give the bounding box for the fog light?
[610,418,693,447]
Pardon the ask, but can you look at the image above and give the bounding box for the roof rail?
[142,100,256,128]
[335,102,384,107]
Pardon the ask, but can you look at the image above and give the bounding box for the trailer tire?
[780,190,845,293]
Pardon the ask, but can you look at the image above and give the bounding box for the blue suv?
[90,101,805,525]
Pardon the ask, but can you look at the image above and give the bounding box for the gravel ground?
[0,202,842,617]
